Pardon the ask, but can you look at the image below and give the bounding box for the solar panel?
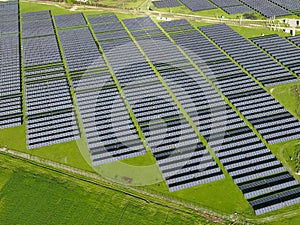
[157,18,300,214]
[152,0,181,8]
[54,13,86,28]
[238,0,291,17]
[222,5,254,14]
[180,0,216,12]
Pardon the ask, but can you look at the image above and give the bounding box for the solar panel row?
[251,34,300,78]
[125,16,280,190]
[55,13,87,29]
[22,19,54,38]
[22,10,52,21]
[209,0,242,7]
[288,35,300,47]
[199,24,299,86]
[23,36,62,67]
[152,0,181,9]
[268,0,300,11]
[58,27,107,72]
[238,0,291,18]
[179,0,216,12]
[208,0,253,15]
[159,19,300,215]
[0,0,22,129]
[22,12,80,149]
[57,15,146,165]
[92,15,224,191]
[222,5,253,14]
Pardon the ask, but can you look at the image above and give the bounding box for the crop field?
[0,153,211,225]
[1,0,300,224]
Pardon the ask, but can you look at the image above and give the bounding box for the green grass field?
[0,153,213,225]
[1,1,300,224]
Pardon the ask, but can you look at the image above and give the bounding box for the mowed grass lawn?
[0,153,210,225]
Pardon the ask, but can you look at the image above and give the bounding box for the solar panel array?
[123,17,294,199]
[152,0,181,8]
[159,18,300,215]
[209,0,253,14]
[191,24,300,145]
[2,5,300,213]
[222,5,253,14]
[251,34,300,78]
[22,11,80,149]
[288,35,300,47]
[238,0,291,18]
[0,0,19,35]
[57,14,146,165]
[268,0,300,11]
[54,13,87,29]
[199,24,299,87]
[90,15,224,191]
[179,0,216,12]
[0,0,22,129]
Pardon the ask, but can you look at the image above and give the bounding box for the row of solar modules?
[179,0,215,12]
[0,0,19,35]
[251,34,300,78]
[123,16,290,200]
[238,0,291,18]
[151,0,300,17]
[209,0,253,14]
[55,17,106,72]
[157,19,300,215]
[128,16,282,188]
[88,14,224,191]
[55,13,87,29]
[23,35,62,67]
[0,0,22,129]
[22,11,80,149]
[22,14,55,38]
[152,0,181,9]
[56,14,146,165]
[268,0,300,11]
[171,23,300,145]
[199,24,299,87]
[288,35,300,47]
[76,87,146,165]
[25,74,80,149]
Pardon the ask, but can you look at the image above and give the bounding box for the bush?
[243,13,257,20]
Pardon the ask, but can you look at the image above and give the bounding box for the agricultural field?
[0,153,214,225]
[1,0,300,224]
